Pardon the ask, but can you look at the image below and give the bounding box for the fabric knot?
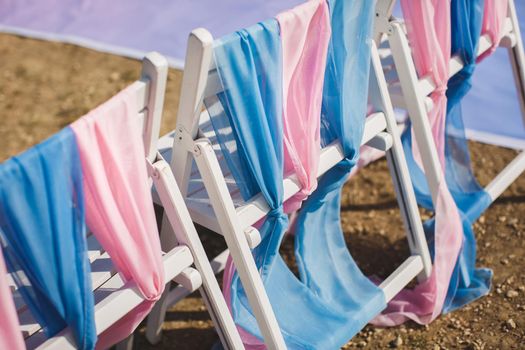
[267,207,284,218]
[434,85,448,96]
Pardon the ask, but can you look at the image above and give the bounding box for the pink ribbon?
[372,0,464,326]
[71,86,164,348]
[0,249,25,350]
[478,0,509,62]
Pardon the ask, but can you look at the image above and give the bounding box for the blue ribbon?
[207,1,386,348]
[0,127,96,349]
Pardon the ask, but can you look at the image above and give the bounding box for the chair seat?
[157,110,389,234]
[9,233,194,349]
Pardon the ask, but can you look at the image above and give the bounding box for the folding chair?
[2,52,242,350]
[149,11,432,345]
[375,0,525,212]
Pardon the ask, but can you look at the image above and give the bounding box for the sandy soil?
[1,33,524,350]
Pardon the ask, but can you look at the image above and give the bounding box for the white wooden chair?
[7,52,242,350]
[375,0,525,209]
[148,23,433,348]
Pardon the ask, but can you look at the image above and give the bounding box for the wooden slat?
[18,252,117,340]
[28,246,193,350]
[388,17,513,105]
[175,111,388,233]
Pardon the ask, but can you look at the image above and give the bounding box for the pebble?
[433,344,440,350]
[506,319,517,329]
[501,258,509,265]
[506,290,519,298]
[389,335,403,348]
[498,215,507,223]
[479,216,486,224]
[357,340,367,348]
[109,72,121,82]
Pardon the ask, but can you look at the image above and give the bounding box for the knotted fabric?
[278,0,330,212]
[478,0,509,61]
[373,0,464,325]
[439,0,492,312]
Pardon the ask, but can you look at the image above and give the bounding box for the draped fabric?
[478,0,509,61]
[440,0,492,313]
[0,250,25,350]
[0,128,96,349]
[222,1,331,346]
[292,0,386,328]
[278,0,330,213]
[71,86,165,348]
[403,1,451,169]
[210,2,385,347]
[373,0,464,325]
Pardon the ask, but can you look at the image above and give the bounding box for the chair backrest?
[2,52,170,350]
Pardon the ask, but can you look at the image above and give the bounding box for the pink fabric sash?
[404,0,450,169]
[372,0,464,326]
[478,0,509,61]
[279,0,330,212]
[71,86,164,349]
[0,250,25,350]
[222,1,330,347]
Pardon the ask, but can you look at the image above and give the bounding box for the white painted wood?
[193,140,286,349]
[367,132,393,151]
[387,21,443,206]
[380,2,525,209]
[379,256,424,301]
[30,247,194,350]
[140,52,169,163]
[486,151,525,200]
[164,250,230,317]
[413,18,513,99]
[370,41,432,280]
[170,29,214,194]
[149,158,243,350]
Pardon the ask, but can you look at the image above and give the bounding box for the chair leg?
[115,334,134,350]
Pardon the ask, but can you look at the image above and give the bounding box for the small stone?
[357,340,367,348]
[496,287,503,294]
[390,335,403,348]
[433,345,440,350]
[501,258,509,265]
[498,216,507,223]
[506,290,519,298]
[484,242,491,248]
[518,285,525,292]
[506,319,517,329]
[109,72,121,82]
[479,216,486,224]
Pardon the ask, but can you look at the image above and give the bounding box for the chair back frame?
[162,15,432,347]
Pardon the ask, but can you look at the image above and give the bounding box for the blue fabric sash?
[293,0,385,329]
[402,0,492,314]
[207,1,385,348]
[0,128,96,349]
